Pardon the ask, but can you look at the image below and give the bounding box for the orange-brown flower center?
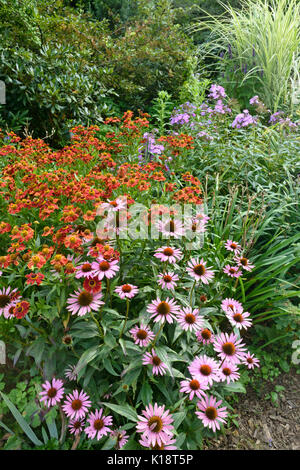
[82,263,92,272]
[152,356,161,366]
[193,264,205,276]
[190,379,200,390]
[163,275,172,283]
[163,247,174,256]
[99,261,110,271]
[71,399,82,410]
[94,419,104,430]
[148,416,163,433]
[157,301,171,316]
[233,313,243,323]
[47,387,57,398]
[222,342,236,356]
[185,313,196,324]
[205,406,217,420]
[0,294,10,308]
[78,291,93,306]
[122,284,132,293]
[136,329,147,340]
[200,364,212,376]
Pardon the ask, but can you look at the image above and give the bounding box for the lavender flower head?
[232,110,257,129]
[208,84,227,100]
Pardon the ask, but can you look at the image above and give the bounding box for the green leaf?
[74,345,100,376]
[103,359,119,377]
[223,382,246,394]
[0,392,43,446]
[172,411,186,431]
[139,382,153,406]
[101,402,138,422]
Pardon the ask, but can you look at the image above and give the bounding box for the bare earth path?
[203,370,300,450]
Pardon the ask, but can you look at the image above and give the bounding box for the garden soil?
[203,370,300,450]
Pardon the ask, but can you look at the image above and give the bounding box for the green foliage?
[0,0,195,143]
[194,0,300,112]
[149,91,174,134]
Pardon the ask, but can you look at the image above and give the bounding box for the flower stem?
[90,311,104,339]
[189,280,197,306]
[152,322,164,348]
[119,298,130,339]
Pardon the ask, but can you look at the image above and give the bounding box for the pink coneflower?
[115,283,139,299]
[62,390,91,420]
[157,272,179,290]
[64,364,78,382]
[136,403,174,447]
[147,297,180,323]
[100,197,127,213]
[139,434,177,450]
[157,218,184,239]
[111,429,129,449]
[196,328,214,345]
[188,355,220,386]
[235,255,255,272]
[243,352,260,369]
[179,377,209,400]
[188,214,209,234]
[223,264,242,278]
[67,289,104,317]
[91,256,119,280]
[154,246,183,264]
[196,395,228,432]
[176,307,204,332]
[226,308,252,330]
[0,286,19,318]
[221,298,243,314]
[225,239,241,254]
[68,418,85,435]
[84,409,113,441]
[39,378,64,407]
[213,332,247,364]
[75,262,94,279]
[186,258,215,284]
[194,212,210,225]
[129,324,155,347]
[142,349,167,376]
[219,362,240,384]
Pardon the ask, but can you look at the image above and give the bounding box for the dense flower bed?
[0,86,299,450]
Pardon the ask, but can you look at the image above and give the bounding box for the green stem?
[189,280,197,306]
[120,298,130,339]
[90,311,104,339]
[152,322,164,348]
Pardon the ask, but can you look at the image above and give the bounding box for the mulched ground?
[203,370,300,450]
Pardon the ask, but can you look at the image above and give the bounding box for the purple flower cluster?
[278,117,298,130]
[214,99,231,115]
[208,84,226,100]
[142,132,165,155]
[170,102,196,127]
[197,131,213,142]
[170,113,190,126]
[232,110,257,129]
[249,95,259,106]
[268,111,284,124]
